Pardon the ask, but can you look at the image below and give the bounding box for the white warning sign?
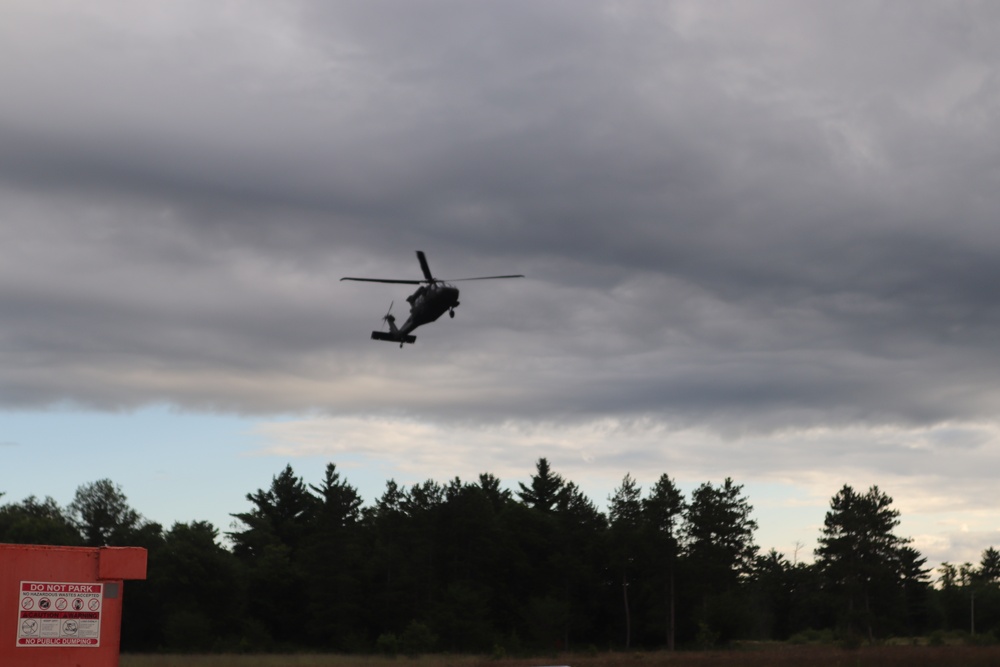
[17,581,102,647]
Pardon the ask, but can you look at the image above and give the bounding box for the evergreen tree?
[310,463,363,528]
[815,484,909,641]
[151,521,243,651]
[228,464,318,647]
[608,473,643,649]
[897,545,931,635]
[430,478,505,651]
[552,480,607,649]
[747,549,795,639]
[404,479,446,613]
[684,478,758,643]
[642,474,685,649]
[518,458,565,512]
[508,461,607,650]
[302,463,366,649]
[477,472,512,512]
[229,464,318,558]
[981,547,1000,583]
[685,478,758,587]
[945,548,1000,638]
[364,479,418,637]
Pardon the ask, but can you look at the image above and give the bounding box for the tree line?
[1,458,999,653]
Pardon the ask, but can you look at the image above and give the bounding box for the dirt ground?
[121,645,1000,667]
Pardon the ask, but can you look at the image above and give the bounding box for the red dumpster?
[1,543,147,666]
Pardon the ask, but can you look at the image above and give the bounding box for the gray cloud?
[1,0,1000,444]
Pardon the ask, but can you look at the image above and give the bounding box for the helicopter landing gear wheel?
[449,309,455,318]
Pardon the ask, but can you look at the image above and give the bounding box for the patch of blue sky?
[0,406,425,541]
[0,406,273,537]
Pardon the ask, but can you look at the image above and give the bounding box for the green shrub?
[400,620,437,657]
[376,632,399,656]
[788,628,834,644]
[969,630,998,646]
[695,621,720,649]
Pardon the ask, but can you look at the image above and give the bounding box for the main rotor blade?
[416,250,434,282]
[444,274,525,281]
[340,277,425,284]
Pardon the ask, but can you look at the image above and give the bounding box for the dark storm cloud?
[2,0,1000,442]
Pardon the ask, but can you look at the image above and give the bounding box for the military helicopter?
[341,250,523,346]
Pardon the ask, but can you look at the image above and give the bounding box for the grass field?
[119,645,1000,667]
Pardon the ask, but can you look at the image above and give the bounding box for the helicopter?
[341,250,523,346]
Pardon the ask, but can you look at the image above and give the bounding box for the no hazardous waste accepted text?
[17,581,103,647]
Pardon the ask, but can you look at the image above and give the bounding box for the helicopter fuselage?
[398,283,459,336]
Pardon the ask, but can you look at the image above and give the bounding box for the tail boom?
[371,331,416,344]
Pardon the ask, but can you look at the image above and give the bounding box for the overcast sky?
[2,0,1000,568]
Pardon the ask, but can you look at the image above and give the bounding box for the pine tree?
[815,484,909,641]
[685,478,758,587]
[643,473,685,649]
[684,478,758,643]
[303,463,365,648]
[227,464,318,646]
[609,473,643,649]
[517,457,565,512]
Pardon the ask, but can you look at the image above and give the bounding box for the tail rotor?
[374,300,413,347]
[381,301,395,330]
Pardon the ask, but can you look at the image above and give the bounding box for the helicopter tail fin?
[371,305,415,344]
[371,331,416,344]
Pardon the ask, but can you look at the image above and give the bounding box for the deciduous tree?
[68,479,144,546]
[0,495,82,545]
